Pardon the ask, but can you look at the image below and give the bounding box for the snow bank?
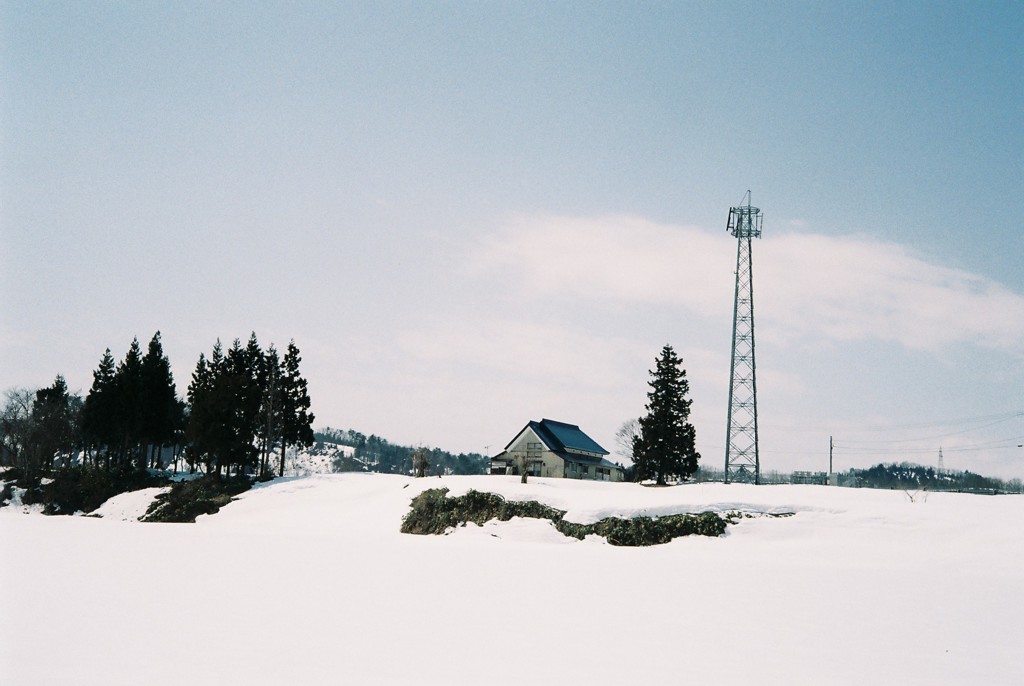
[90,487,170,521]
[2,473,1021,686]
[0,481,44,515]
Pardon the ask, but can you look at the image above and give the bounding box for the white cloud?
[758,234,1024,353]
[473,215,1024,356]
[471,214,734,318]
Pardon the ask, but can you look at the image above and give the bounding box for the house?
[490,418,624,482]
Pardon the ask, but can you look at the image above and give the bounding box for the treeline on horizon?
[0,331,314,484]
[313,427,488,476]
[845,462,1021,493]
[692,462,1022,493]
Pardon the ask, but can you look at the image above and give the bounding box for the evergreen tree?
[140,331,179,469]
[82,348,117,467]
[185,352,215,475]
[278,340,315,477]
[114,338,145,469]
[202,339,234,476]
[170,397,188,472]
[210,339,225,372]
[258,344,283,479]
[29,375,80,478]
[226,335,262,475]
[633,345,700,485]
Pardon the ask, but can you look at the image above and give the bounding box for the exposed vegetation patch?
[1,466,170,515]
[559,511,728,546]
[0,478,15,505]
[401,488,730,546]
[143,476,251,523]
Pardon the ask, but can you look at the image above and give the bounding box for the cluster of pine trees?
[186,334,314,479]
[0,331,314,484]
[81,333,185,473]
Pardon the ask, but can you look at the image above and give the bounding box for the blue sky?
[2,2,1022,476]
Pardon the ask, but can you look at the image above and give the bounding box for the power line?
[769,410,1022,433]
[835,414,1024,445]
[833,437,1024,455]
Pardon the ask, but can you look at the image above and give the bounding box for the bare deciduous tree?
[615,418,640,462]
[0,388,35,468]
[412,448,430,478]
[513,451,530,484]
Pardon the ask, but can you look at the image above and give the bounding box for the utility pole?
[829,435,834,485]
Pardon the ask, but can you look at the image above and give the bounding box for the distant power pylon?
[724,191,763,484]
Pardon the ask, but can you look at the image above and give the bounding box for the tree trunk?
[279,440,287,478]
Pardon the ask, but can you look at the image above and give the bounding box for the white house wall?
[506,428,565,478]
[506,427,544,455]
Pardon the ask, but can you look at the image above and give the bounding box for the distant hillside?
[308,428,488,476]
[846,462,1021,493]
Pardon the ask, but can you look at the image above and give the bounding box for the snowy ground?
[1,474,1021,685]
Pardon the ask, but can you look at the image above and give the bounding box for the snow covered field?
[2,474,1021,685]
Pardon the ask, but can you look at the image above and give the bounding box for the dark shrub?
[401,488,729,546]
[38,466,166,515]
[0,480,14,506]
[143,475,251,523]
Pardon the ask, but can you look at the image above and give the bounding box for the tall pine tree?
[185,352,215,474]
[29,375,79,478]
[258,344,283,479]
[82,348,117,467]
[227,335,263,476]
[633,345,700,485]
[115,338,145,469]
[278,340,314,477]
[140,331,179,469]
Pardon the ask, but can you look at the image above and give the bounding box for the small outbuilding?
[490,418,624,482]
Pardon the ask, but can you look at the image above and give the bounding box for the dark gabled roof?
[536,419,609,456]
[505,418,609,456]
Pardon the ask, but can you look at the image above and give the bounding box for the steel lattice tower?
[724,192,763,484]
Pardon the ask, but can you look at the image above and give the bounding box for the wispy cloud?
[473,214,1024,356]
[471,214,734,318]
[759,234,1024,353]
